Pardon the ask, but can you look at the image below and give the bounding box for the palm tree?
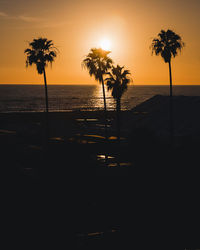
[24,37,57,113]
[151,29,184,145]
[105,65,131,142]
[82,48,113,139]
[24,38,57,145]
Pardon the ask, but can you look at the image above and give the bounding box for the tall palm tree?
[24,37,57,113]
[105,65,131,142]
[151,29,184,145]
[82,48,113,139]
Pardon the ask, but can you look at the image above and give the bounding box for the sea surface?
[0,84,200,112]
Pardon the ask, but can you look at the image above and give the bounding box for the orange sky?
[0,0,200,85]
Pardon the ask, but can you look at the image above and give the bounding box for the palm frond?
[24,37,57,74]
[82,47,113,83]
[105,65,131,100]
[151,29,184,63]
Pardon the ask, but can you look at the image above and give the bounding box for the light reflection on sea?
[91,85,115,110]
[0,84,200,112]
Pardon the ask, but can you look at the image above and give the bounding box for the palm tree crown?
[105,65,131,101]
[24,38,57,74]
[82,48,113,82]
[151,29,184,63]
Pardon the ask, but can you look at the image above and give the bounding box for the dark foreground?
[1,110,200,248]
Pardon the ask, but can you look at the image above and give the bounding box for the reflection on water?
[2,84,199,112]
[97,154,114,161]
[76,226,120,242]
[96,154,132,168]
[92,85,115,110]
[107,162,132,167]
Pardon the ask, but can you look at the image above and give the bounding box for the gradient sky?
[0,0,200,85]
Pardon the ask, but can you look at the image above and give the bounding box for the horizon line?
[0,83,200,86]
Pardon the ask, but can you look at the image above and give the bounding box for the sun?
[99,38,112,51]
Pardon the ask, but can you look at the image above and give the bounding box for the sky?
[0,0,200,85]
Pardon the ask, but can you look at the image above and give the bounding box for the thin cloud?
[13,20,70,30]
[18,15,44,22]
[40,20,69,28]
[0,11,67,29]
[0,11,44,22]
[0,11,7,17]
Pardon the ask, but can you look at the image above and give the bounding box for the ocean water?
[0,84,200,112]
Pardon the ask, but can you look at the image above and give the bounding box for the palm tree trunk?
[43,67,49,145]
[101,78,108,140]
[168,60,173,147]
[116,98,121,142]
[43,68,49,113]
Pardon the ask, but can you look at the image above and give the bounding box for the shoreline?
[0,110,133,122]
[1,96,199,247]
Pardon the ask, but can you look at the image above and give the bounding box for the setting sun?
[0,0,200,85]
[99,38,112,51]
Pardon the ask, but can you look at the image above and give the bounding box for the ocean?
[0,84,200,113]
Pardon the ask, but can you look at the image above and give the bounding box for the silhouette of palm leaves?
[82,48,113,82]
[82,48,113,139]
[24,37,57,119]
[151,29,185,146]
[151,29,184,63]
[105,65,131,101]
[24,38,57,74]
[105,65,131,141]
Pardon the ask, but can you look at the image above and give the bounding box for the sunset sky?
[0,0,200,85]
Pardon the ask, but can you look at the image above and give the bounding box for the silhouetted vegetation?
[105,65,131,141]
[24,38,57,144]
[151,29,185,145]
[24,38,58,113]
[82,48,113,139]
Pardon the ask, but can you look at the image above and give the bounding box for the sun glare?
[99,38,111,51]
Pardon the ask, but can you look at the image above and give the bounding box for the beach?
[1,110,134,247]
[1,98,199,247]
